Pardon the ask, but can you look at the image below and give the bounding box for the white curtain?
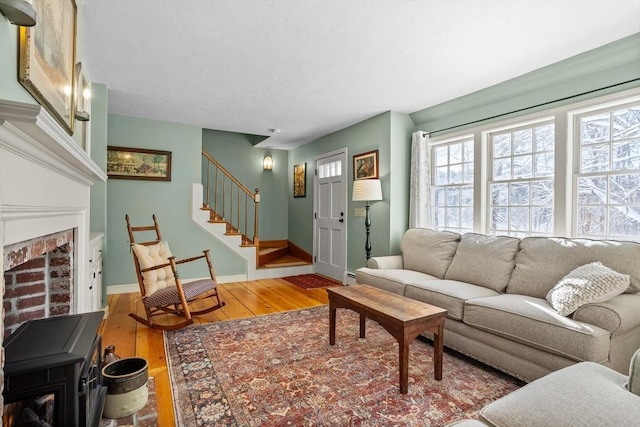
[409,131,432,229]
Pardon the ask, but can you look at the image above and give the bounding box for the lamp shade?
[352,179,382,202]
[263,155,273,170]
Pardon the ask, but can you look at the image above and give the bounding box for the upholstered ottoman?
[477,359,640,426]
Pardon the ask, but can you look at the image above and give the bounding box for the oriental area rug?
[282,273,343,290]
[164,306,522,426]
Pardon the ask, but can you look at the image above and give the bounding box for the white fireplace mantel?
[0,99,106,186]
[0,98,107,315]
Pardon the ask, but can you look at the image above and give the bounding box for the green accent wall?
[411,34,640,133]
[288,111,414,273]
[105,114,245,287]
[202,129,288,240]
[90,83,108,305]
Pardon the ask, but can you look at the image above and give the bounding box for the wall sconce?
[263,155,273,171]
[352,179,383,260]
[0,0,37,27]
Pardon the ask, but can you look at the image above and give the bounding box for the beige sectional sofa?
[355,228,640,382]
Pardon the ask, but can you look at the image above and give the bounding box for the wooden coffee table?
[327,284,447,394]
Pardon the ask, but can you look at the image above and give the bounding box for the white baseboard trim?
[106,274,249,295]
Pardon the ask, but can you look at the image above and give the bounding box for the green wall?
[90,83,108,305]
[202,130,288,240]
[288,112,414,272]
[105,114,245,287]
[411,34,640,134]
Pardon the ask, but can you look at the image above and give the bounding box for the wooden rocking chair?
[125,214,225,330]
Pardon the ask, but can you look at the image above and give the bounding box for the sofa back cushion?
[445,233,520,292]
[400,228,460,278]
[507,237,640,298]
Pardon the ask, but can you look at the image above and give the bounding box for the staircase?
[191,152,312,280]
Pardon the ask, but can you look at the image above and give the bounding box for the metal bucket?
[101,357,149,419]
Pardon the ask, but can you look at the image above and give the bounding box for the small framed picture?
[293,163,306,197]
[107,146,172,181]
[353,150,379,180]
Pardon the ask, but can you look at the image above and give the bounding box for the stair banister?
[202,151,260,246]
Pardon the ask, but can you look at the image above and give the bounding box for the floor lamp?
[352,179,383,260]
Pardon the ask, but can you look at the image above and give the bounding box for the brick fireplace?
[3,230,75,337]
[0,100,107,417]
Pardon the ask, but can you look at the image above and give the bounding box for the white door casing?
[313,149,347,281]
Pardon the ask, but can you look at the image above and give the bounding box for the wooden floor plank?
[101,278,329,426]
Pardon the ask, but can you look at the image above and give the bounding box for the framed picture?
[19,0,78,135]
[107,146,172,181]
[293,163,306,198]
[353,150,379,180]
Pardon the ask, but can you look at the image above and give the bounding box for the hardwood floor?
[98,279,330,426]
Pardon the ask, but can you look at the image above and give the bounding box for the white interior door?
[314,150,347,281]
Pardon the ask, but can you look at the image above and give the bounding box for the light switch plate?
[355,208,365,217]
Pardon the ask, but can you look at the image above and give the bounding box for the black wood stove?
[3,311,107,427]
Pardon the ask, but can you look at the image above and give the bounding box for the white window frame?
[427,87,640,242]
[569,98,640,240]
[431,135,475,234]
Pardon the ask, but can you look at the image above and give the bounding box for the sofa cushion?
[463,294,610,363]
[400,228,460,278]
[405,280,500,321]
[507,237,640,298]
[444,233,520,292]
[479,361,640,427]
[546,262,630,316]
[355,268,438,296]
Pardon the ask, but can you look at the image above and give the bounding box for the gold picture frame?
[353,150,379,180]
[293,163,306,198]
[107,146,172,181]
[19,0,78,135]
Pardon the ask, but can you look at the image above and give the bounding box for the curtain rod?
[422,77,640,137]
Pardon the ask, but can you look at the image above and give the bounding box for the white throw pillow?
[546,262,630,317]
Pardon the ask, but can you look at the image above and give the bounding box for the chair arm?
[572,293,640,334]
[366,255,403,269]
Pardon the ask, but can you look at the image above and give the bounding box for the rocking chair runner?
[125,214,225,330]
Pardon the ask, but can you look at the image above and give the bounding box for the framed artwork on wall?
[353,150,379,180]
[107,146,172,181]
[19,0,78,135]
[293,163,306,197]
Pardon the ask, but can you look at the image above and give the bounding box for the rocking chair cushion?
[143,279,217,308]
[132,241,176,295]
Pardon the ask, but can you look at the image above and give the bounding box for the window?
[488,121,555,237]
[318,160,342,178]
[575,103,640,239]
[427,90,639,242]
[432,137,474,233]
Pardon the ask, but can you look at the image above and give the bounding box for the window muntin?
[576,104,640,240]
[432,137,474,233]
[318,160,342,178]
[489,121,555,237]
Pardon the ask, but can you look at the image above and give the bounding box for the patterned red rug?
[282,273,343,289]
[165,306,522,426]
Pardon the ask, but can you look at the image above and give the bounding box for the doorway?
[313,149,347,281]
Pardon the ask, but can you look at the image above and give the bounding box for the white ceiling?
[82,0,640,150]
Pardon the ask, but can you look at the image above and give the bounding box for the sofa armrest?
[629,348,640,396]
[572,293,640,334]
[366,255,403,269]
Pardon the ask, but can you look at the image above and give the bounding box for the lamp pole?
[364,200,372,260]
